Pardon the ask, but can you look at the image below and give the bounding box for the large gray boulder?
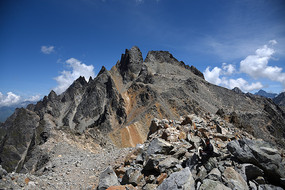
[121,168,143,186]
[242,163,264,180]
[156,167,195,190]
[223,167,249,190]
[147,138,173,155]
[227,138,285,185]
[97,166,120,190]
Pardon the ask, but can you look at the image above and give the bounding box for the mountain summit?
[255,89,278,99]
[0,47,285,175]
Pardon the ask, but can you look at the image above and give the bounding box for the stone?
[197,166,207,181]
[185,153,199,170]
[145,175,155,183]
[172,147,187,159]
[223,167,249,190]
[181,115,192,125]
[242,163,264,180]
[143,154,165,172]
[227,138,285,184]
[97,166,120,190]
[204,157,217,172]
[248,181,258,190]
[157,173,168,185]
[142,184,158,190]
[213,134,229,141]
[148,119,160,136]
[146,138,173,155]
[259,184,284,190]
[156,167,195,190]
[115,166,126,178]
[199,179,231,190]
[207,168,221,181]
[178,131,186,140]
[158,157,179,173]
[216,124,223,134]
[121,168,143,186]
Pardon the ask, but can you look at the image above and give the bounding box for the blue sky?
[0,0,285,106]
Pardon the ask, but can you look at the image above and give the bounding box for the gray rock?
[156,167,195,190]
[97,166,119,190]
[143,183,158,190]
[185,153,199,170]
[121,168,143,186]
[199,179,231,190]
[207,168,221,181]
[143,154,165,172]
[223,167,249,190]
[227,138,285,184]
[249,181,258,190]
[204,157,217,172]
[242,163,264,180]
[259,184,284,190]
[147,138,173,155]
[197,166,207,181]
[158,157,179,173]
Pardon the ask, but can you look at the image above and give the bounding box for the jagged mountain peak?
[232,87,243,94]
[116,46,144,83]
[48,90,57,100]
[255,89,277,99]
[144,50,179,64]
[1,47,285,177]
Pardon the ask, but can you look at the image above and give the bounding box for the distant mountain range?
[254,90,285,108]
[254,89,278,99]
[0,101,35,122]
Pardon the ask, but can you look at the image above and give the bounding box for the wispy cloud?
[53,58,95,94]
[24,95,41,102]
[240,40,285,88]
[0,92,21,107]
[0,92,41,107]
[41,45,55,54]
[203,40,284,92]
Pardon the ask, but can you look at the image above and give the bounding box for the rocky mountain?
[255,90,278,99]
[0,46,285,189]
[274,92,285,106]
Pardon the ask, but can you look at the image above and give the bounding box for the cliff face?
[1,46,285,173]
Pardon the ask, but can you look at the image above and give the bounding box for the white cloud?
[41,45,55,54]
[269,40,277,45]
[53,58,95,94]
[204,66,222,85]
[0,92,21,107]
[24,95,41,102]
[204,40,285,92]
[204,65,263,92]
[222,63,235,75]
[223,78,263,92]
[240,40,285,88]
